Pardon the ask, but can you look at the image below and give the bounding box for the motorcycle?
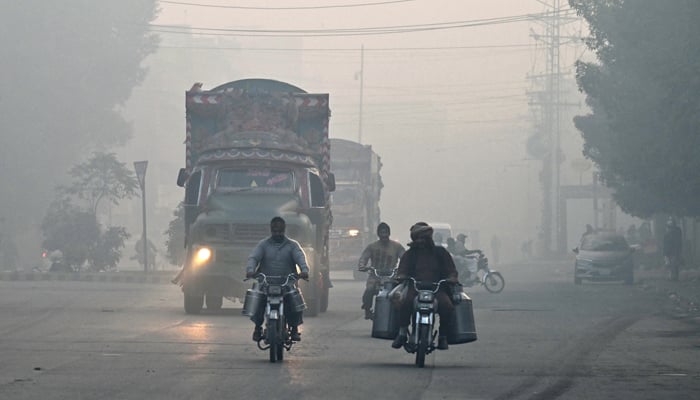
[243,273,306,363]
[359,266,397,318]
[400,277,448,368]
[457,253,505,294]
[400,278,478,368]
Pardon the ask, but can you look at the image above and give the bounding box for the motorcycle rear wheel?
[483,272,505,293]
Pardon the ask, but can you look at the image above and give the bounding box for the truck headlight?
[348,229,360,237]
[194,247,212,265]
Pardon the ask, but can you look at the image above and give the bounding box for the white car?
[428,222,453,246]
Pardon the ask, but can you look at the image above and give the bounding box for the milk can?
[285,287,307,312]
[242,285,265,316]
[371,288,400,339]
[447,290,477,344]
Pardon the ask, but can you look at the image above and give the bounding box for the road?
[0,262,698,400]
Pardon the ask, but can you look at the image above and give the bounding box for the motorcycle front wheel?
[483,272,505,293]
[415,324,430,368]
[268,320,279,363]
[277,317,286,361]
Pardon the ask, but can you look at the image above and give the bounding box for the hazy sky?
[130,0,604,259]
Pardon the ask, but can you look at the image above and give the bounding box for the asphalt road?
[0,262,698,400]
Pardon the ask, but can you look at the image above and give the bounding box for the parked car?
[573,231,635,285]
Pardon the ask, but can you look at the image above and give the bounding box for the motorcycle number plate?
[418,291,433,302]
[268,285,282,295]
[420,315,430,324]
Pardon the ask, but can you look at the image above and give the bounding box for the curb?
[636,269,700,322]
[0,271,174,285]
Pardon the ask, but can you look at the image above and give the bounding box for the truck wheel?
[184,294,204,314]
[320,285,329,313]
[206,295,223,310]
[306,294,320,317]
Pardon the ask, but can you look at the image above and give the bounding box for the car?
[428,222,453,247]
[573,231,635,285]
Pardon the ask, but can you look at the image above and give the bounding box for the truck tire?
[306,292,321,317]
[206,295,223,310]
[184,294,204,314]
[320,285,330,313]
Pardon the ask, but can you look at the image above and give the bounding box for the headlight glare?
[194,247,212,265]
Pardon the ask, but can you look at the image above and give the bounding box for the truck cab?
[177,79,334,316]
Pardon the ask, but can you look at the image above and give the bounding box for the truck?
[328,138,383,279]
[176,78,335,316]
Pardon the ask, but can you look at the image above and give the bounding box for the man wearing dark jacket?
[357,222,405,319]
[663,218,683,281]
[246,216,310,342]
[392,222,459,350]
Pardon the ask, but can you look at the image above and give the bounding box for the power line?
[160,0,416,10]
[147,10,577,38]
[156,43,535,52]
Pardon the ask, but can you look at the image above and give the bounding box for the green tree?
[61,152,140,215]
[41,198,100,269]
[0,1,158,251]
[164,204,186,266]
[570,0,700,217]
[90,226,130,271]
[42,152,138,271]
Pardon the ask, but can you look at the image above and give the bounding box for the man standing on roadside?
[663,218,683,281]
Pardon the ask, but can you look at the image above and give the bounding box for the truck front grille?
[203,223,269,244]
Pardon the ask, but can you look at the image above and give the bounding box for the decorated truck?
[328,138,382,279]
[176,79,335,315]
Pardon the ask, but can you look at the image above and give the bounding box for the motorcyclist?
[454,233,482,257]
[453,233,482,282]
[357,222,405,320]
[245,216,310,342]
[392,222,459,351]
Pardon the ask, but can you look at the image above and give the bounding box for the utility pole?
[358,44,365,144]
[133,161,149,272]
[528,0,580,255]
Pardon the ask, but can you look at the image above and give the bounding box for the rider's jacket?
[246,236,310,277]
[358,239,406,275]
[397,243,458,284]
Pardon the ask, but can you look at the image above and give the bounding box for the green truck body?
[177,79,334,315]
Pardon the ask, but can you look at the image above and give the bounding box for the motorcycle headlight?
[348,229,360,237]
[194,247,212,266]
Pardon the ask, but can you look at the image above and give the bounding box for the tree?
[570,0,700,217]
[164,204,186,266]
[61,152,140,215]
[90,226,130,271]
[41,152,138,271]
[0,1,159,252]
[41,198,100,269]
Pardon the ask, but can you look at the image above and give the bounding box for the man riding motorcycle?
[245,217,310,342]
[357,222,405,320]
[392,222,459,351]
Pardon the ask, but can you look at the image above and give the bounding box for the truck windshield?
[216,168,293,193]
[332,187,359,206]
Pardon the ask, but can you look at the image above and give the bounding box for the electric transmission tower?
[527,0,580,255]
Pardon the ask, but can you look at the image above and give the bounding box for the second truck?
[176,79,335,316]
[328,138,383,279]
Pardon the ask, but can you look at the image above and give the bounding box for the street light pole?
[133,161,148,272]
